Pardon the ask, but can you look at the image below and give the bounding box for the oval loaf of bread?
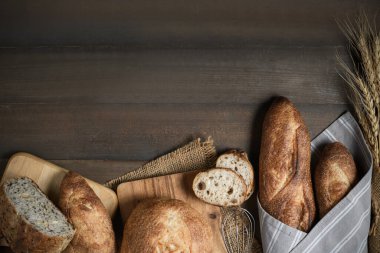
[193,168,247,206]
[121,198,212,253]
[216,150,254,198]
[0,177,75,253]
[315,142,358,218]
[259,97,316,232]
[59,171,116,253]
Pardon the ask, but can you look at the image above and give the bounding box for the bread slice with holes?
[216,150,254,199]
[0,177,75,253]
[192,168,247,206]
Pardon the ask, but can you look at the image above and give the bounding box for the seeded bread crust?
[193,168,247,207]
[0,177,75,253]
[59,171,116,253]
[216,150,254,199]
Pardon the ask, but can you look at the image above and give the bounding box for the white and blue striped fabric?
[258,112,373,253]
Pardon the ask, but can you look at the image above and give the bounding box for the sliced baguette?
[0,177,75,253]
[216,150,254,198]
[192,168,247,206]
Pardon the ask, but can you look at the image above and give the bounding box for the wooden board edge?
[116,171,227,253]
[2,152,118,217]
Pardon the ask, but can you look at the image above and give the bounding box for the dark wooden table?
[0,0,379,252]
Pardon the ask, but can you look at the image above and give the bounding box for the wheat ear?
[338,13,380,166]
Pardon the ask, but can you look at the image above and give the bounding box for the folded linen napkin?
[258,112,372,253]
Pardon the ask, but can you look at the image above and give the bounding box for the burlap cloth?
[105,137,263,253]
[104,138,217,190]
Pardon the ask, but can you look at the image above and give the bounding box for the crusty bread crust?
[121,198,212,253]
[216,150,255,198]
[0,177,74,253]
[259,97,316,232]
[59,172,115,253]
[315,142,358,218]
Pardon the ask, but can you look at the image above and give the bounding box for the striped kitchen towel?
[258,111,373,253]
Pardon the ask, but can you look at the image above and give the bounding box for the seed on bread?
[0,177,75,253]
[192,168,247,207]
[216,150,254,199]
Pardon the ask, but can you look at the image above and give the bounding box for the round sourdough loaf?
[121,198,212,253]
[314,142,358,218]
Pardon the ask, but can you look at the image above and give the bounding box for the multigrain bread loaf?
[0,177,75,253]
[193,168,247,206]
[259,97,316,232]
[121,198,212,253]
[216,150,254,198]
[59,171,115,253]
[315,142,358,218]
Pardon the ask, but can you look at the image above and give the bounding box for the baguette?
[59,171,116,253]
[259,97,316,232]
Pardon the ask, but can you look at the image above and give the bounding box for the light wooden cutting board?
[1,152,118,217]
[117,171,227,253]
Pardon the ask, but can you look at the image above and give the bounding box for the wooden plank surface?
[0,103,347,161]
[1,153,118,216]
[0,47,349,105]
[0,45,352,162]
[0,159,143,184]
[117,172,226,253]
[1,1,379,252]
[0,0,378,47]
[0,159,135,253]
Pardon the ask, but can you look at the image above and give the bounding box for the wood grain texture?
[1,0,378,251]
[0,103,347,161]
[0,47,348,105]
[0,159,171,252]
[1,153,118,217]
[52,160,145,184]
[117,171,226,253]
[0,0,378,47]
[0,159,144,185]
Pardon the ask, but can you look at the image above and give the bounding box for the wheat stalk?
[338,57,379,157]
[338,13,380,239]
[374,35,380,160]
[338,13,380,167]
[375,36,380,90]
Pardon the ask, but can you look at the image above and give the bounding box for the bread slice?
[192,168,247,206]
[59,171,116,253]
[0,177,75,253]
[216,150,254,198]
